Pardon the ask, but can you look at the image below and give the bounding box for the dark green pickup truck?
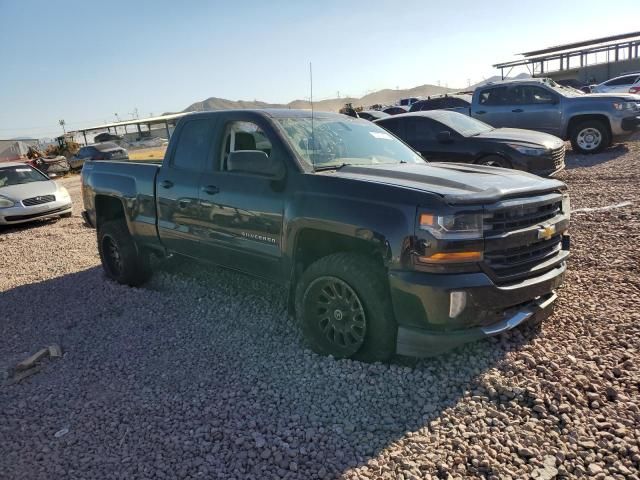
[82,109,570,361]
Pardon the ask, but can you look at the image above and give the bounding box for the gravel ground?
[1,140,639,480]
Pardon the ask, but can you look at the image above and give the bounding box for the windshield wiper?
[314,162,351,172]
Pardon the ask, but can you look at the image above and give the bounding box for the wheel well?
[287,228,387,317]
[475,153,512,168]
[293,229,385,274]
[567,114,611,138]
[95,195,125,228]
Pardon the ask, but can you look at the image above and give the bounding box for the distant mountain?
[181,84,456,114]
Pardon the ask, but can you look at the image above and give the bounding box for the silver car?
[0,162,72,225]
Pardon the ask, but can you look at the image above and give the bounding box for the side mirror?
[227,150,284,178]
[436,131,453,143]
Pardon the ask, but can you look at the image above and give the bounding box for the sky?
[0,0,638,139]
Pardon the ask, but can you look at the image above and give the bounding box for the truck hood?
[474,128,564,149]
[329,162,565,205]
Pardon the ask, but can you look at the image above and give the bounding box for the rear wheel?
[570,120,610,154]
[98,220,151,286]
[295,253,396,362]
[476,155,511,168]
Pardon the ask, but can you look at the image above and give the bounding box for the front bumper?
[390,258,566,357]
[0,201,72,225]
[396,292,557,357]
[621,115,640,132]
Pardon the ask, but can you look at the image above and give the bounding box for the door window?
[478,86,511,106]
[171,119,212,171]
[220,121,273,171]
[512,86,557,105]
[404,118,437,143]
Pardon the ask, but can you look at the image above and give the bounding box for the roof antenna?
[309,61,315,168]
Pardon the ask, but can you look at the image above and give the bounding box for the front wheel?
[570,120,610,154]
[295,253,396,362]
[98,220,151,286]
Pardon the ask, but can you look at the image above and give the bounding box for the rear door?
[509,85,562,136]
[195,113,287,282]
[471,86,515,127]
[156,117,216,257]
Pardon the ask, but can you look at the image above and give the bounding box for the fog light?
[449,291,467,318]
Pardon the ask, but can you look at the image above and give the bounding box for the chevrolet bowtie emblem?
[537,224,556,240]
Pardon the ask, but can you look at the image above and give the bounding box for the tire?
[570,120,610,154]
[476,155,511,168]
[97,220,151,286]
[295,253,396,362]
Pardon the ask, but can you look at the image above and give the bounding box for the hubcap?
[305,276,366,354]
[577,128,602,151]
[102,235,123,276]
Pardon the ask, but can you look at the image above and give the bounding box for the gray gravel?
[1,140,639,479]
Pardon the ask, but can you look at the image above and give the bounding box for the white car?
[591,72,640,94]
[0,162,72,225]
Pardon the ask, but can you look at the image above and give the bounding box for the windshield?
[433,111,494,137]
[544,78,583,97]
[0,165,49,187]
[274,116,424,169]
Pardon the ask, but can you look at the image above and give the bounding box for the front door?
[196,115,286,282]
[508,85,562,136]
[156,117,215,257]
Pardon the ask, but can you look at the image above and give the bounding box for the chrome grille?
[485,236,562,280]
[550,145,565,170]
[22,195,55,206]
[485,200,562,234]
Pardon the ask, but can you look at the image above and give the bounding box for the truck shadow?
[564,142,631,169]
[1,260,544,479]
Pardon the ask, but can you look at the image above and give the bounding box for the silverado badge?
[537,224,556,240]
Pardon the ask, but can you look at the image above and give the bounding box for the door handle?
[475,110,486,115]
[512,108,524,113]
[202,185,219,195]
[160,180,174,189]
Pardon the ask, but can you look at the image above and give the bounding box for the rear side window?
[171,119,212,171]
[478,86,511,106]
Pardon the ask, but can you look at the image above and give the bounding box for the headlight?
[58,186,70,199]
[562,194,571,215]
[612,101,636,111]
[419,212,484,239]
[0,195,15,208]
[507,144,547,156]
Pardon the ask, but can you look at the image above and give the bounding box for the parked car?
[94,132,123,143]
[0,162,72,225]
[357,110,390,121]
[471,78,640,154]
[591,72,640,94]
[82,109,570,361]
[69,142,129,170]
[375,110,565,177]
[409,94,472,114]
[382,106,408,115]
[556,79,591,94]
[398,97,419,107]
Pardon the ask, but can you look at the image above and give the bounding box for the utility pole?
[59,119,66,134]
[114,113,121,122]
